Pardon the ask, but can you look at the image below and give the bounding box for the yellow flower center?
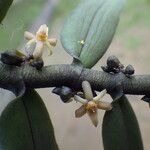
[37,32,48,41]
[86,101,97,112]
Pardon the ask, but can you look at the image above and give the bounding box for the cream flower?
[74,81,112,127]
[78,40,85,45]
[24,24,57,59]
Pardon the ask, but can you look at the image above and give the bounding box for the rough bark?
[0,62,150,96]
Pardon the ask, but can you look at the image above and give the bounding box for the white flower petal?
[74,95,88,104]
[26,39,36,47]
[48,38,57,47]
[97,101,112,111]
[25,39,36,49]
[82,81,93,101]
[75,105,86,118]
[87,110,98,127]
[24,31,35,40]
[37,24,48,36]
[45,41,53,56]
[93,89,107,101]
[25,42,36,56]
[33,42,44,59]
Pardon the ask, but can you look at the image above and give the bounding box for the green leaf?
[61,0,125,68]
[0,0,13,23]
[0,90,59,150]
[102,95,143,150]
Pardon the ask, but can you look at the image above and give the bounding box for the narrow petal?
[97,101,112,111]
[87,110,98,127]
[24,31,35,40]
[37,24,48,36]
[25,39,36,56]
[74,95,88,104]
[82,81,93,101]
[26,39,36,48]
[48,38,57,47]
[15,50,26,57]
[93,89,107,101]
[45,41,53,56]
[25,42,36,56]
[75,105,86,118]
[33,42,44,59]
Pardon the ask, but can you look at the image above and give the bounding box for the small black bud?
[52,86,74,103]
[101,66,109,72]
[52,87,62,95]
[30,59,44,70]
[107,55,120,69]
[141,96,150,108]
[141,95,150,103]
[124,65,135,76]
[26,55,34,60]
[1,50,25,66]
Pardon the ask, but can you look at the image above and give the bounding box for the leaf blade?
[22,90,59,150]
[61,0,105,58]
[61,0,125,68]
[0,90,59,150]
[102,96,143,150]
[0,0,13,23]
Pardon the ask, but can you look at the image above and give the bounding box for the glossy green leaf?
[102,95,143,150]
[0,0,13,23]
[61,0,125,68]
[0,90,59,150]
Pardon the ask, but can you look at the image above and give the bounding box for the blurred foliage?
[117,0,150,51]
[118,0,150,32]
[52,0,80,20]
[0,0,149,50]
[0,0,46,50]
[48,0,80,29]
[123,36,142,51]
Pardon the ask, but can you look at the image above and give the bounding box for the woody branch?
[0,62,150,96]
